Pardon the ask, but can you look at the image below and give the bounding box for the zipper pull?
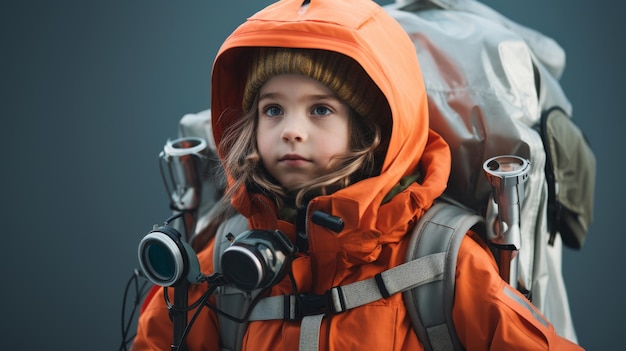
[296,206,309,252]
[312,211,344,233]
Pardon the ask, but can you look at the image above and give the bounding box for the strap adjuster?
[296,293,329,319]
[298,292,329,318]
[297,287,347,318]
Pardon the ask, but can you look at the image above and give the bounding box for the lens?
[220,230,294,291]
[138,231,185,287]
[145,241,176,281]
[221,245,264,291]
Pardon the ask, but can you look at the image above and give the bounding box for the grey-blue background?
[1,1,623,350]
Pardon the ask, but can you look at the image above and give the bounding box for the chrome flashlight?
[483,155,530,285]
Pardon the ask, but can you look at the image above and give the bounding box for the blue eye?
[312,105,332,116]
[263,105,283,117]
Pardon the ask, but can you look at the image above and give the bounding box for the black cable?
[119,269,151,351]
[163,211,184,226]
[202,284,272,324]
[130,271,277,349]
[119,273,135,351]
[173,284,218,351]
[164,285,212,313]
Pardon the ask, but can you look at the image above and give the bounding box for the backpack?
[382,0,595,341]
[387,0,595,251]
[168,0,595,349]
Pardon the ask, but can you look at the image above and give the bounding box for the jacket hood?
[211,0,450,266]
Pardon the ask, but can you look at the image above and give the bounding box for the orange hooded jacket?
[133,0,584,350]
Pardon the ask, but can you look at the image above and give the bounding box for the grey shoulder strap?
[213,214,256,351]
[403,201,484,351]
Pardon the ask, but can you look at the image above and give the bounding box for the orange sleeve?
[132,239,221,351]
[452,232,585,351]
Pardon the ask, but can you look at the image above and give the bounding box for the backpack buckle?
[297,286,347,318]
[298,292,330,318]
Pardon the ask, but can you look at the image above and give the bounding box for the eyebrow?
[258,92,280,101]
[258,92,340,102]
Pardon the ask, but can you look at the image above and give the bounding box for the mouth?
[279,154,309,166]
[280,154,307,161]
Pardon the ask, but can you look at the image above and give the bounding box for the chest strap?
[247,252,446,350]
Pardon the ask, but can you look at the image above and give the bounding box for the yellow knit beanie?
[242,47,386,120]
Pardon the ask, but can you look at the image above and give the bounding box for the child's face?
[256,74,351,192]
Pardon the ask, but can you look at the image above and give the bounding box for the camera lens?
[138,231,185,287]
[221,245,263,291]
[145,241,176,281]
[220,230,294,292]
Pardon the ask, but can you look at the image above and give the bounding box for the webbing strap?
[335,252,446,311]
[403,201,485,351]
[248,253,446,322]
[299,314,324,351]
[427,324,455,351]
[249,295,297,320]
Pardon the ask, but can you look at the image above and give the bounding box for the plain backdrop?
[1,1,623,350]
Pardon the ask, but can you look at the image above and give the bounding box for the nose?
[281,115,306,143]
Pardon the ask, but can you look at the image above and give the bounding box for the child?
[132,0,584,350]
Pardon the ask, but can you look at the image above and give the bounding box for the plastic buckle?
[298,292,332,317]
